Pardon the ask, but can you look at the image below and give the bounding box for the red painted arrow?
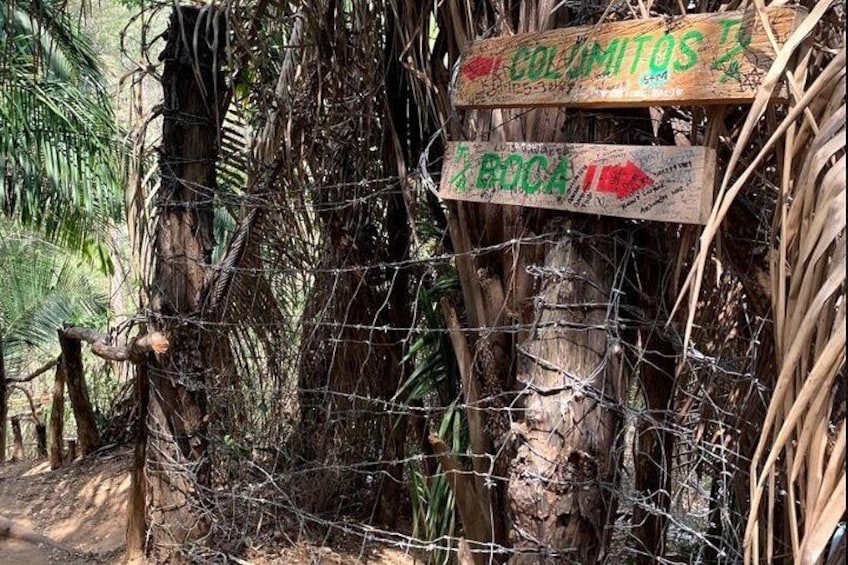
[592,161,653,199]
[462,56,502,80]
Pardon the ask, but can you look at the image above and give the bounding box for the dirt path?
[0,448,419,564]
[0,447,130,565]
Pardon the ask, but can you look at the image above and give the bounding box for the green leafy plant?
[395,272,468,563]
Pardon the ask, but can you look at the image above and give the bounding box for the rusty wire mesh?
[116,1,845,563]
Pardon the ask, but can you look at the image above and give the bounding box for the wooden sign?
[456,7,803,108]
[440,142,716,224]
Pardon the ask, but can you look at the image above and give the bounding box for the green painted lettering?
[629,35,653,74]
[520,155,549,194]
[449,145,471,191]
[543,47,561,79]
[583,40,618,77]
[718,19,742,44]
[509,46,531,80]
[500,154,523,190]
[673,30,703,72]
[528,46,549,79]
[476,153,502,189]
[649,34,675,73]
[612,38,629,75]
[563,41,584,79]
[544,157,572,195]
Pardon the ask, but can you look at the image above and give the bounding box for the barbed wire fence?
[117,1,808,563]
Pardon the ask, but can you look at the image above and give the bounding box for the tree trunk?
[145,5,226,558]
[10,416,24,461]
[0,340,6,464]
[508,224,627,564]
[35,422,47,458]
[629,229,678,563]
[49,359,66,470]
[631,335,675,563]
[58,332,101,456]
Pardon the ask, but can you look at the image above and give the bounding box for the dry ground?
[0,447,130,564]
[0,448,417,564]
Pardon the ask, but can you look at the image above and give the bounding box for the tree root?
[0,514,69,550]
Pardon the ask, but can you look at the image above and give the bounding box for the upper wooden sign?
[455,7,803,108]
[440,142,716,224]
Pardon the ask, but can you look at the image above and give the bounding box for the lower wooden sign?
[440,142,716,224]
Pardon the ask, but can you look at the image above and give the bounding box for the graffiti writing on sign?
[440,142,717,225]
[455,7,803,108]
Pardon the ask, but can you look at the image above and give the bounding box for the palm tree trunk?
[508,220,627,564]
[145,5,226,558]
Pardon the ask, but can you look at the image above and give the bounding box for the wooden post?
[49,358,66,470]
[65,439,77,463]
[125,362,149,560]
[35,421,47,458]
[10,416,24,461]
[58,331,101,456]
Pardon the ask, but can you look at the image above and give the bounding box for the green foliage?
[0,226,108,375]
[409,402,464,564]
[0,0,124,264]
[396,272,468,563]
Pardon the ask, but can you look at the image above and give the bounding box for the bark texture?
[126,363,149,560]
[145,5,226,558]
[58,332,101,456]
[10,415,24,461]
[35,422,47,458]
[508,227,626,564]
[630,322,676,560]
[49,360,66,469]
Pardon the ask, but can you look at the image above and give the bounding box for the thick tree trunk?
[58,332,101,456]
[0,340,6,464]
[508,225,626,564]
[10,416,24,461]
[145,5,226,558]
[49,359,66,469]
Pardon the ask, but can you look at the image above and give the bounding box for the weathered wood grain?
[455,7,804,108]
[440,142,716,224]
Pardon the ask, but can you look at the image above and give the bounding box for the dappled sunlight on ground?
[0,447,130,564]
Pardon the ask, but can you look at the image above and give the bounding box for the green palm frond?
[0,227,108,375]
[0,0,123,260]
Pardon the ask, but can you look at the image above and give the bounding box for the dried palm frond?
[665,0,845,562]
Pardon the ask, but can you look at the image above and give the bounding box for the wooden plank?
[455,7,803,108]
[439,142,716,224]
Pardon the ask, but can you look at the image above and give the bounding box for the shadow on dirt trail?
[0,446,130,565]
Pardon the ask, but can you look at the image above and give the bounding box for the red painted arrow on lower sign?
[583,161,654,199]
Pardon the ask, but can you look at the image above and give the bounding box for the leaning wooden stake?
[49,357,66,470]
